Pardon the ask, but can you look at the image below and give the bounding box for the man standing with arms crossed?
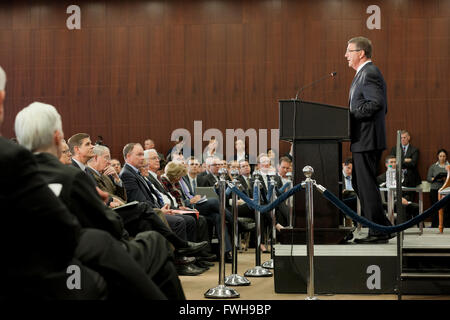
[345,36,392,244]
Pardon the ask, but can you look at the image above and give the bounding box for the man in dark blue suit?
[345,36,393,244]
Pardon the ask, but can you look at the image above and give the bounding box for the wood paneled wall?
[0,0,449,181]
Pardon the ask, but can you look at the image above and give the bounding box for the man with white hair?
[87,144,127,204]
[197,156,225,186]
[144,138,166,170]
[15,101,186,299]
[0,68,148,299]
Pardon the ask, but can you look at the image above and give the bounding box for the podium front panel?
[279,100,349,141]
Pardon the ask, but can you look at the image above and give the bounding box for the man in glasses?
[345,36,392,244]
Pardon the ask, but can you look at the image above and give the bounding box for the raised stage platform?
[274,228,450,295]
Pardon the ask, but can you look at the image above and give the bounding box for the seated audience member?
[183,157,202,195]
[427,149,450,227]
[120,143,210,275]
[238,160,253,196]
[342,158,357,198]
[88,144,127,204]
[144,138,166,170]
[120,143,193,239]
[277,156,292,186]
[110,158,122,175]
[87,145,208,276]
[144,149,177,206]
[227,160,240,180]
[59,139,72,165]
[197,156,223,186]
[251,154,287,251]
[68,133,94,171]
[160,161,227,262]
[0,68,107,300]
[182,157,234,262]
[377,155,419,222]
[341,158,357,221]
[14,101,184,299]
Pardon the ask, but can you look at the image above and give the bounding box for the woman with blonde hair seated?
[161,161,233,262]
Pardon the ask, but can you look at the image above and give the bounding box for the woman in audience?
[427,148,450,227]
[161,161,233,262]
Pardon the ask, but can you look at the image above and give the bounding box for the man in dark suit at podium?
[345,36,393,244]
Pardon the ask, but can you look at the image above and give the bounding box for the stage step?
[400,230,450,295]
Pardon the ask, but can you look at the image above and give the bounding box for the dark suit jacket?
[197,172,219,187]
[249,173,283,204]
[35,153,177,299]
[182,175,196,195]
[87,167,127,203]
[389,144,421,187]
[0,138,81,287]
[35,153,125,240]
[349,62,387,153]
[236,175,252,197]
[120,163,160,208]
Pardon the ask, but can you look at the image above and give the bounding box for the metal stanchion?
[205,168,240,299]
[262,169,276,269]
[225,169,251,286]
[286,171,294,229]
[303,166,318,300]
[244,170,273,277]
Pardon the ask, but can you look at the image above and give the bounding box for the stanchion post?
[244,170,273,277]
[262,169,276,269]
[303,166,318,300]
[225,169,251,286]
[204,168,240,298]
[395,130,403,300]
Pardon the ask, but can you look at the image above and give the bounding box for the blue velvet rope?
[230,182,304,212]
[278,182,291,193]
[253,183,260,201]
[322,189,450,234]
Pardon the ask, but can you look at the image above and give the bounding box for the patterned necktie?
[149,181,164,207]
[138,172,163,207]
[192,178,196,194]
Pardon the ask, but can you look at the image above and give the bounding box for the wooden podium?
[278,99,353,244]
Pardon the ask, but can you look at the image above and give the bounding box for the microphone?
[293,71,337,100]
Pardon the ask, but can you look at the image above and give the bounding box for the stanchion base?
[262,259,274,269]
[204,284,240,299]
[305,296,319,300]
[244,266,273,277]
[225,274,251,286]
